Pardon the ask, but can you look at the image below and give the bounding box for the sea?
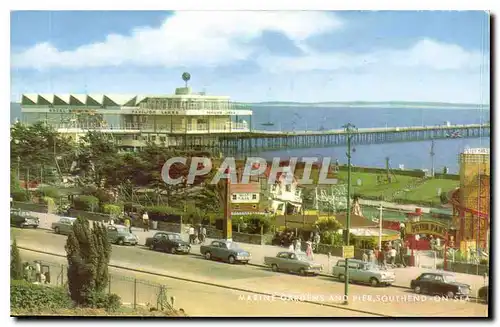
[249,106,490,174]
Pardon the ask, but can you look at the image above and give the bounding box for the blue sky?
[10,11,490,103]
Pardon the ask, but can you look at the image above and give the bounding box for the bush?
[314,216,342,232]
[146,205,182,216]
[36,186,60,199]
[86,291,121,312]
[82,186,114,204]
[102,204,123,216]
[10,280,73,311]
[11,190,28,202]
[320,231,344,247]
[440,192,448,204]
[233,215,271,234]
[184,204,204,225]
[73,195,99,211]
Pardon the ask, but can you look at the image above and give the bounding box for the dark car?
[145,232,191,254]
[410,272,471,298]
[10,209,39,228]
[478,285,489,304]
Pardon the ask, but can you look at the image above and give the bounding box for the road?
[28,210,490,294]
[12,228,488,317]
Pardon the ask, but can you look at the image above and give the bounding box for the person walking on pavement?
[124,216,131,233]
[295,238,302,253]
[142,211,149,232]
[188,225,195,244]
[305,241,314,260]
[200,226,207,244]
[288,242,294,252]
[362,251,368,263]
[389,247,397,266]
[35,261,41,283]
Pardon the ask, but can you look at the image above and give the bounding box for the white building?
[20,83,252,150]
[266,168,303,215]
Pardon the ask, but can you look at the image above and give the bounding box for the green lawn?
[302,169,459,206]
[394,178,459,205]
[335,171,417,199]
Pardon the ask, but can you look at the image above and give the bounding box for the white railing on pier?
[251,123,489,136]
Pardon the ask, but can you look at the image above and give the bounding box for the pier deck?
[216,123,490,155]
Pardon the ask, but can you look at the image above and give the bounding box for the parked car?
[10,209,39,228]
[410,272,471,298]
[332,259,396,287]
[200,240,251,264]
[51,217,77,235]
[478,285,489,304]
[106,225,138,246]
[264,251,323,276]
[145,232,191,254]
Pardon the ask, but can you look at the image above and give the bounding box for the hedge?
[73,195,99,211]
[102,204,123,216]
[35,186,61,199]
[10,280,73,311]
[11,190,29,202]
[232,215,272,234]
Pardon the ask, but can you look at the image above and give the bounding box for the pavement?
[28,211,489,295]
[13,227,488,317]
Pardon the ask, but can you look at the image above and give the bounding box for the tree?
[10,122,75,182]
[65,217,111,305]
[92,222,111,293]
[10,239,23,280]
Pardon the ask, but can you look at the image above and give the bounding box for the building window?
[151,135,156,141]
[285,185,291,192]
[232,194,237,200]
[252,194,257,200]
[160,136,166,142]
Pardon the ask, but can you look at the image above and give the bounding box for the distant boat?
[261,122,275,126]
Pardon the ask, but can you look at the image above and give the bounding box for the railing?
[251,123,489,136]
[23,258,174,310]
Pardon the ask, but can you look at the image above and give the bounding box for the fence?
[29,259,172,310]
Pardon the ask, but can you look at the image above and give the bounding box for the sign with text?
[342,245,354,259]
[405,221,449,238]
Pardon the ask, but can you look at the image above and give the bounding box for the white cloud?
[258,38,488,73]
[11,11,343,70]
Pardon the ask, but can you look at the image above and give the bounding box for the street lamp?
[342,122,357,305]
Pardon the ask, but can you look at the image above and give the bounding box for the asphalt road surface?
[12,228,489,317]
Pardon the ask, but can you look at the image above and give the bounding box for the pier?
[216,123,490,155]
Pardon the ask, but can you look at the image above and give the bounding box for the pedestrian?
[306,241,314,260]
[288,242,294,252]
[362,251,368,262]
[40,272,46,284]
[201,226,207,244]
[142,211,149,232]
[296,238,302,253]
[35,261,41,283]
[194,229,199,244]
[124,216,131,233]
[188,225,195,244]
[389,247,397,265]
[368,250,374,264]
